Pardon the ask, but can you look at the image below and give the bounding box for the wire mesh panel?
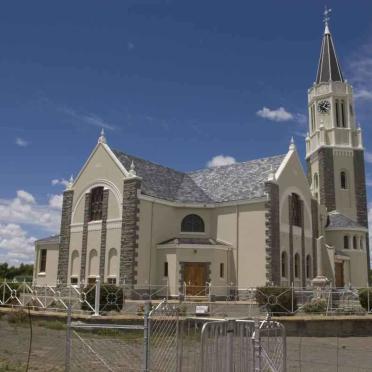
[257,320,286,372]
[68,325,144,371]
[148,301,182,372]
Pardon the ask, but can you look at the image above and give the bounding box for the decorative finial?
[289,136,296,151]
[98,128,106,144]
[323,6,331,34]
[129,160,136,177]
[267,164,276,182]
[66,174,74,190]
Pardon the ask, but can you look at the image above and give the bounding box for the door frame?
[179,261,211,296]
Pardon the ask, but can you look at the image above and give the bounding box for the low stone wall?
[274,315,372,337]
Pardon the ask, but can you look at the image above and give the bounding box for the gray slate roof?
[35,235,60,244]
[113,150,285,203]
[326,212,365,230]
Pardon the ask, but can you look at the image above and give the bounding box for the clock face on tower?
[317,100,331,114]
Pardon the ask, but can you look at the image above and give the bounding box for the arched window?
[306,255,312,279]
[88,249,98,277]
[281,251,287,278]
[294,253,300,279]
[70,250,79,277]
[340,172,347,189]
[353,236,357,250]
[108,248,118,277]
[314,173,319,189]
[360,236,364,251]
[181,214,205,233]
[291,193,302,227]
[90,186,104,221]
[343,235,349,249]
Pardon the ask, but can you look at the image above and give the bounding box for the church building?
[34,18,369,295]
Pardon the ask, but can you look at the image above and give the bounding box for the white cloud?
[354,89,372,101]
[0,190,61,232]
[61,107,116,131]
[207,155,236,168]
[128,41,135,50]
[51,178,69,187]
[364,151,372,164]
[48,194,63,210]
[256,107,294,122]
[0,223,36,265]
[15,137,29,147]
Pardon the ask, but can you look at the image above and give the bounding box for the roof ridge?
[188,153,286,174]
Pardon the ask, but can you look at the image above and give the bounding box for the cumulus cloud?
[256,107,294,122]
[15,137,29,147]
[207,155,236,168]
[0,190,61,232]
[48,194,63,210]
[51,178,69,187]
[0,223,36,265]
[354,89,372,101]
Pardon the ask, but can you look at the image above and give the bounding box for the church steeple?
[315,7,344,84]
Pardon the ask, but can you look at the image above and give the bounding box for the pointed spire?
[315,7,344,84]
[129,160,136,177]
[98,128,106,144]
[289,136,296,151]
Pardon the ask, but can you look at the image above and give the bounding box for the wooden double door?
[184,263,207,296]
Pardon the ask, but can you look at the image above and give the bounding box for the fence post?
[143,300,150,372]
[93,276,101,317]
[368,282,370,314]
[291,282,294,314]
[253,319,261,371]
[226,320,234,372]
[65,305,72,372]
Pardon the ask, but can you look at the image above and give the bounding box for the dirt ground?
[1,319,372,371]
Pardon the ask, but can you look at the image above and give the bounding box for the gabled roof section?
[113,149,285,204]
[326,211,366,230]
[35,235,60,244]
[316,24,344,84]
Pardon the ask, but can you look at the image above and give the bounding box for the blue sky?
[1,1,372,265]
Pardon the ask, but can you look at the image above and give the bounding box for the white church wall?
[105,227,121,280]
[237,202,266,288]
[86,230,100,280]
[34,243,59,286]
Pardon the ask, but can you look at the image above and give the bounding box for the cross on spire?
[323,6,332,34]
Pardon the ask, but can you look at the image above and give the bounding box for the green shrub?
[358,288,372,311]
[255,287,297,315]
[81,284,124,313]
[302,298,327,313]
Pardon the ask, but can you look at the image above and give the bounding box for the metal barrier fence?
[199,319,285,372]
[1,279,371,316]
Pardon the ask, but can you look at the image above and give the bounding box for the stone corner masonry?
[119,178,141,286]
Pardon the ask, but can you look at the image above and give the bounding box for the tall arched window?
[70,250,79,277]
[313,173,319,189]
[340,172,347,189]
[88,249,98,277]
[281,251,288,278]
[181,214,205,233]
[294,253,300,279]
[353,236,357,250]
[306,255,312,279]
[108,248,118,277]
[291,193,302,227]
[343,235,349,249]
[90,186,104,221]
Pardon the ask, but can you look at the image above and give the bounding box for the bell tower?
[305,9,367,229]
